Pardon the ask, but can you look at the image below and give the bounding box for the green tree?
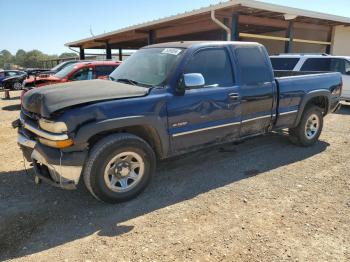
[0,50,14,68]
[15,49,26,67]
[59,52,78,59]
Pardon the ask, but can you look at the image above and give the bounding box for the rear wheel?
[289,106,323,147]
[83,133,156,203]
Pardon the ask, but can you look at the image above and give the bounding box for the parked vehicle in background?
[0,70,27,90]
[270,54,350,101]
[24,61,81,78]
[16,41,341,203]
[21,61,121,98]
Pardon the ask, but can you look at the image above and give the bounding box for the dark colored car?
[0,70,27,90]
[16,41,341,203]
[25,61,81,77]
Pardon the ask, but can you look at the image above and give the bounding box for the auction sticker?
[162,48,182,55]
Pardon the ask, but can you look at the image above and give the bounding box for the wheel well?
[87,125,163,158]
[305,96,328,115]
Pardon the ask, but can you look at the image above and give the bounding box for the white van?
[270,54,350,101]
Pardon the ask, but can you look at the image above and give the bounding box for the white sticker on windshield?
[162,48,182,56]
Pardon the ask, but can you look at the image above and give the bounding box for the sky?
[1,0,349,55]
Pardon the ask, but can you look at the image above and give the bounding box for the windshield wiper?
[115,78,140,86]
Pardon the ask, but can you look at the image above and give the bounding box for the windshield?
[110,47,184,87]
[54,64,77,79]
[51,61,75,71]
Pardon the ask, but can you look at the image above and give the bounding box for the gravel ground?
[0,91,349,262]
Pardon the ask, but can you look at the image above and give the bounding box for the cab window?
[95,66,116,77]
[5,71,17,77]
[70,67,94,81]
[184,48,234,87]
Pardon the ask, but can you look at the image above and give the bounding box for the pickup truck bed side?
[274,72,340,129]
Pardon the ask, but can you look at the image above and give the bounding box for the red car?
[22,61,120,99]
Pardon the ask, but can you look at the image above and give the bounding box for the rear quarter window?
[234,46,272,85]
[270,58,299,70]
[300,58,331,71]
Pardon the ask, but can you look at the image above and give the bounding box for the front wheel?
[289,106,323,147]
[12,81,23,90]
[83,133,156,203]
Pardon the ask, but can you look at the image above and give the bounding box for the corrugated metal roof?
[66,0,350,47]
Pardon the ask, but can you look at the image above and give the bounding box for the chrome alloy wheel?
[13,82,22,90]
[104,151,145,192]
[304,113,320,139]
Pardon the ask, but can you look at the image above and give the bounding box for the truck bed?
[274,72,342,129]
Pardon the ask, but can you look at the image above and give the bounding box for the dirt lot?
[0,91,349,262]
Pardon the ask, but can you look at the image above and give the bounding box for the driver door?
[167,47,241,153]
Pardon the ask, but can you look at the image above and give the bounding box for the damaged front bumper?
[17,132,87,190]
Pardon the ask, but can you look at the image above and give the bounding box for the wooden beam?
[238,15,330,32]
[240,32,331,45]
[239,33,289,41]
[156,19,220,39]
[293,38,331,45]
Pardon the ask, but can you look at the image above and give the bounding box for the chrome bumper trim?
[31,149,83,185]
[20,114,68,141]
[17,133,37,148]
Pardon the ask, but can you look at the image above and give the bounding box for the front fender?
[72,115,170,157]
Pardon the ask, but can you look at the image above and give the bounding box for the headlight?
[39,119,67,133]
[38,137,73,149]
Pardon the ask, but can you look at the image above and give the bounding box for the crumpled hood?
[22,79,149,117]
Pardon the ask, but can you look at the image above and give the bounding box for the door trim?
[172,121,240,137]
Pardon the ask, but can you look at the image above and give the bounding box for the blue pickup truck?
[16,41,342,203]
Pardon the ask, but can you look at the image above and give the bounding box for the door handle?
[229,93,240,100]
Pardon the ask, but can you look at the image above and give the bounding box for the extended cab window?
[234,46,272,85]
[184,48,234,87]
[71,67,94,81]
[270,58,299,70]
[96,66,116,77]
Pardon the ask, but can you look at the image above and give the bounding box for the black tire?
[83,133,156,203]
[289,106,323,147]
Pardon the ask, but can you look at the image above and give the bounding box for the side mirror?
[176,73,205,95]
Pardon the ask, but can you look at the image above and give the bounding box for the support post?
[106,42,112,60]
[326,27,333,54]
[148,30,156,45]
[284,21,294,53]
[79,47,85,60]
[231,13,239,41]
[119,48,123,61]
